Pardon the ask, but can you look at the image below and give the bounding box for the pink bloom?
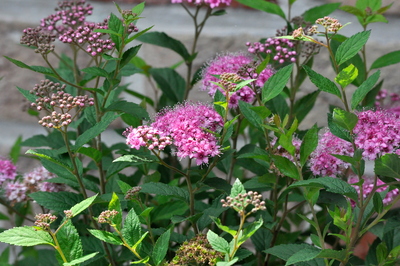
[0,159,17,185]
[123,125,172,151]
[247,38,297,65]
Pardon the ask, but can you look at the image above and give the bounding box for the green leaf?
[149,68,186,103]
[140,182,189,201]
[113,154,157,165]
[293,90,320,124]
[300,125,319,167]
[17,86,37,103]
[302,65,341,98]
[211,217,237,236]
[233,0,286,19]
[0,226,54,246]
[327,113,352,142]
[57,218,83,262]
[272,155,300,180]
[207,230,230,254]
[239,218,263,245]
[152,230,171,266]
[370,50,400,69]
[136,32,191,60]
[63,252,99,266]
[265,243,318,261]
[230,178,246,198]
[335,30,371,66]
[81,67,109,78]
[351,70,380,109]
[332,108,358,131]
[317,249,346,261]
[109,193,123,230]
[73,112,120,150]
[4,56,56,77]
[262,64,293,103]
[339,5,364,17]
[88,230,123,246]
[131,1,145,15]
[120,45,141,68]
[9,136,22,164]
[335,64,358,88]
[286,247,321,265]
[121,208,141,247]
[106,100,149,120]
[77,147,102,163]
[374,153,400,179]
[29,192,84,213]
[288,176,358,200]
[239,100,263,130]
[151,201,188,222]
[126,26,154,44]
[70,194,98,218]
[302,3,341,23]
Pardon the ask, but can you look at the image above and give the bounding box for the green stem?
[49,230,68,263]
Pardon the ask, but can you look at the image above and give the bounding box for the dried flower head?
[168,234,223,266]
[125,186,142,200]
[20,27,56,54]
[314,16,343,33]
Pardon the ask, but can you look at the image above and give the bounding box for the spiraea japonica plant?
[0,0,400,265]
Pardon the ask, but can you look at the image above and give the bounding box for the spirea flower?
[123,125,172,151]
[151,102,223,165]
[349,175,399,207]
[310,109,400,177]
[0,159,17,185]
[171,0,232,8]
[375,89,400,117]
[201,52,274,107]
[246,38,297,64]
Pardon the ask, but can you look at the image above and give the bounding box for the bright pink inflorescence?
[5,166,65,204]
[349,175,399,207]
[171,0,232,8]
[0,159,17,186]
[246,38,297,64]
[124,102,223,165]
[310,109,400,177]
[201,52,275,108]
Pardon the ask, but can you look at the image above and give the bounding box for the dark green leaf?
[293,90,320,124]
[302,3,341,23]
[370,50,400,69]
[57,218,83,262]
[151,201,188,222]
[121,208,141,247]
[152,230,170,266]
[300,125,319,167]
[302,65,341,98]
[265,243,318,261]
[327,113,351,142]
[106,100,149,120]
[29,191,84,213]
[120,45,141,68]
[239,100,263,130]
[233,0,286,19]
[339,5,364,17]
[262,64,293,103]
[9,136,22,164]
[332,108,358,131]
[351,70,380,109]
[286,247,321,265]
[374,153,400,179]
[149,68,186,103]
[272,155,300,180]
[207,230,230,254]
[140,182,189,201]
[17,86,37,103]
[335,30,371,66]
[81,67,109,78]
[136,32,191,60]
[88,230,123,245]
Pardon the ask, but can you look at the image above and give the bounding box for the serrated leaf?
[272,155,300,180]
[70,194,98,218]
[57,218,83,262]
[29,191,84,213]
[300,125,319,167]
[81,67,109,78]
[149,68,185,103]
[370,50,400,69]
[239,218,263,245]
[152,230,170,266]
[335,64,358,88]
[233,0,286,19]
[286,247,321,265]
[302,3,341,23]
[265,243,318,260]
[288,176,358,200]
[136,32,191,60]
[262,64,293,103]
[140,182,189,201]
[351,70,380,109]
[332,108,358,131]
[63,252,99,266]
[327,113,352,142]
[0,226,54,246]
[106,100,149,120]
[211,217,237,236]
[73,112,120,150]
[230,178,246,198]
[335,30,371,66]
[374,153,400,179]
[88,230,123,245]
[121,209,141,247]
[302,65,341,98]
[207,230,230,254]
[239,100,263,130]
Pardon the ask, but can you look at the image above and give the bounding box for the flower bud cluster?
[123,125,172,151]
[168,234,223,266]
[219,73,242,92]
[34,213,57,229]
[221,191,266,214]
[312,16,343,33]
[64,210,73,219]
[40,0,93,35]
[98,210,119,224]
[246,38,297,64]
[20,27,56,54]
[124,186,142,200]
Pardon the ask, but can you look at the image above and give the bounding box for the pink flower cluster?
[0,159,17,186]
[201,52,274,108]
[349,175,399,207]
[59,21,116,57]
[40,0,93,35]
[246,38,297,64]
[5,166,65,204]
[171,0,232,8]
[123,125,172,150]
[310,109,400,177]
[375,89,400,117]
[124,102,223,165]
